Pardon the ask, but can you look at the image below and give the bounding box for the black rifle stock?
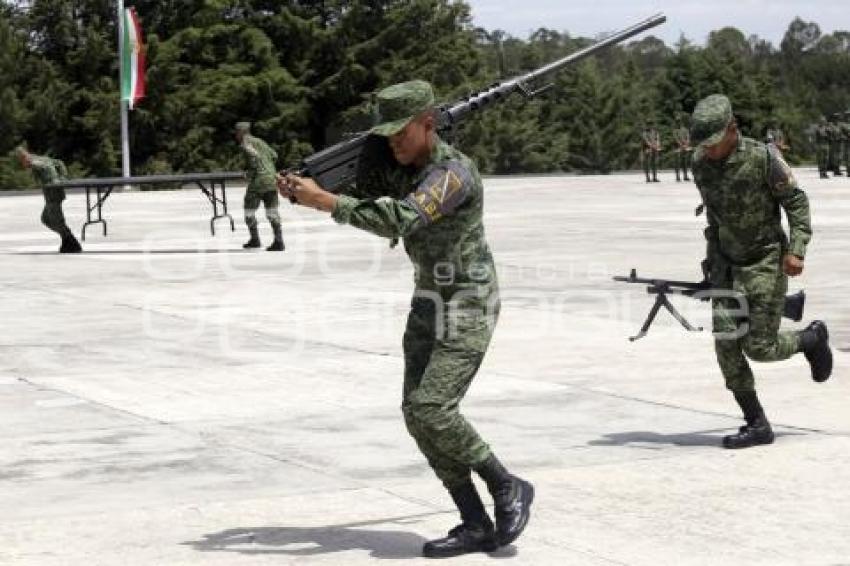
[287,13,667,193]
[614,269,806,342]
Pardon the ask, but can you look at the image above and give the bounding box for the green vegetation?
[2,1,848,189]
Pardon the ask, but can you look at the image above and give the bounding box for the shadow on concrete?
[183,514,519,560]
[589,429,806,448]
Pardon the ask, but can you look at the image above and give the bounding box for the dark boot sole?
[422,538,498,558]
[497,481,535,546]
[722,432,775,449]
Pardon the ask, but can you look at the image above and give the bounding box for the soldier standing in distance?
[641,124,661,182]
[235,122,284,251]
[690,94,832,449]
[814,116,830,178]
[278,81,533,558]
[16,146,82,253]
[673,117,692,182]
[827,114,843,176]
[839,111,850,176]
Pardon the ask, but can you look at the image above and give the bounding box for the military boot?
[266,222,285,252]
[422,482,498,558]
[475,455,534,546]
[243,225,261,249]
[59,234,82,254]
[800,321,833,382]
[723,416,774,449]
[422,522,498,558]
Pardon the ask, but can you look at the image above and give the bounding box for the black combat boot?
[59,234,82,254]
[475,455,534,546]
[800,321,833,382]
[266,222,285,252]
[683,173,691,181]
[243,225,261,249]
[723,391,774,449]
[422,482,498,558]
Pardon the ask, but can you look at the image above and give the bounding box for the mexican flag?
[121,7,145,110]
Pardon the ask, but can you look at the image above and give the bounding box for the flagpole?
[117,0,131,182]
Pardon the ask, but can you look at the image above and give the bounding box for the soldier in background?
[827,114,843,176]
[814,116,830,179]
[673,117,692,182]
[235,122,284,251]
[641,124,661,182]
[690,94,832,450]
[16,145,82,253]
[839,112,850,176]
[765,125,790,154]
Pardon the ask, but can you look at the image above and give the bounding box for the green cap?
[235,122,251,133]
[369,80,435,137]
[691,94,733,148]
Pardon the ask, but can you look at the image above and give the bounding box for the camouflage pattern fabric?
[244,190,281,230]
[814,121,830,175]
[674,125,691,180]
[641,128,660,180]
[240,134,279,194]
[332,137,498,489]
[839,118,850,174]
[30,155,72,237]
[693,133,811,392]
[827,120,841,174]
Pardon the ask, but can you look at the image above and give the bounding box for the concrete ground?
[0,169,848,566]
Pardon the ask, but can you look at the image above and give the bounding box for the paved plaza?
[0,169,848,565]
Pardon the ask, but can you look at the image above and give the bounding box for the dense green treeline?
[1,1,849,189]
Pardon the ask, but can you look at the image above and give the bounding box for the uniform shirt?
[674,127,690,151]
[240,134,278,193]
[692,135,811,267]
[29,155,68,186]
[642,129,660,151]
[814,124,830,145]
[332,138,496,297]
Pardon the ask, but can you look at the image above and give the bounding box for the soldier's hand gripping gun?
[280,14,666,197]
[614,269,806,342]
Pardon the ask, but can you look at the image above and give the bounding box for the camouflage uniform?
[814,117,830,178]
[827,117,842,176]
[26,153,74,239]
[673,124,691,182]
[237,123,283,249]
[691,95,812,394]
[333,119,497,491]
[839,113,850,176]
[641,127,660,182]
[321,81,533,553]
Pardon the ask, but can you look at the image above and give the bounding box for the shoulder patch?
[766,143,797,194]
[404,161,472,224]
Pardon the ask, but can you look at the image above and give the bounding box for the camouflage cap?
[369,80,435,137]
[235,122,251,133]
[691,94,733,148]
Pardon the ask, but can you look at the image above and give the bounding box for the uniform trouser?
[244,189,280,229]
[41,189,72,238]
[828,143,840,173]
[674,151,690,180]
[643,151,658,180]
[402,291,498,489]
[711,250,802,393]
[842,143,849,174]
[817,145,829,174]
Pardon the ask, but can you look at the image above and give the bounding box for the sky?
[464,0,849,46]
